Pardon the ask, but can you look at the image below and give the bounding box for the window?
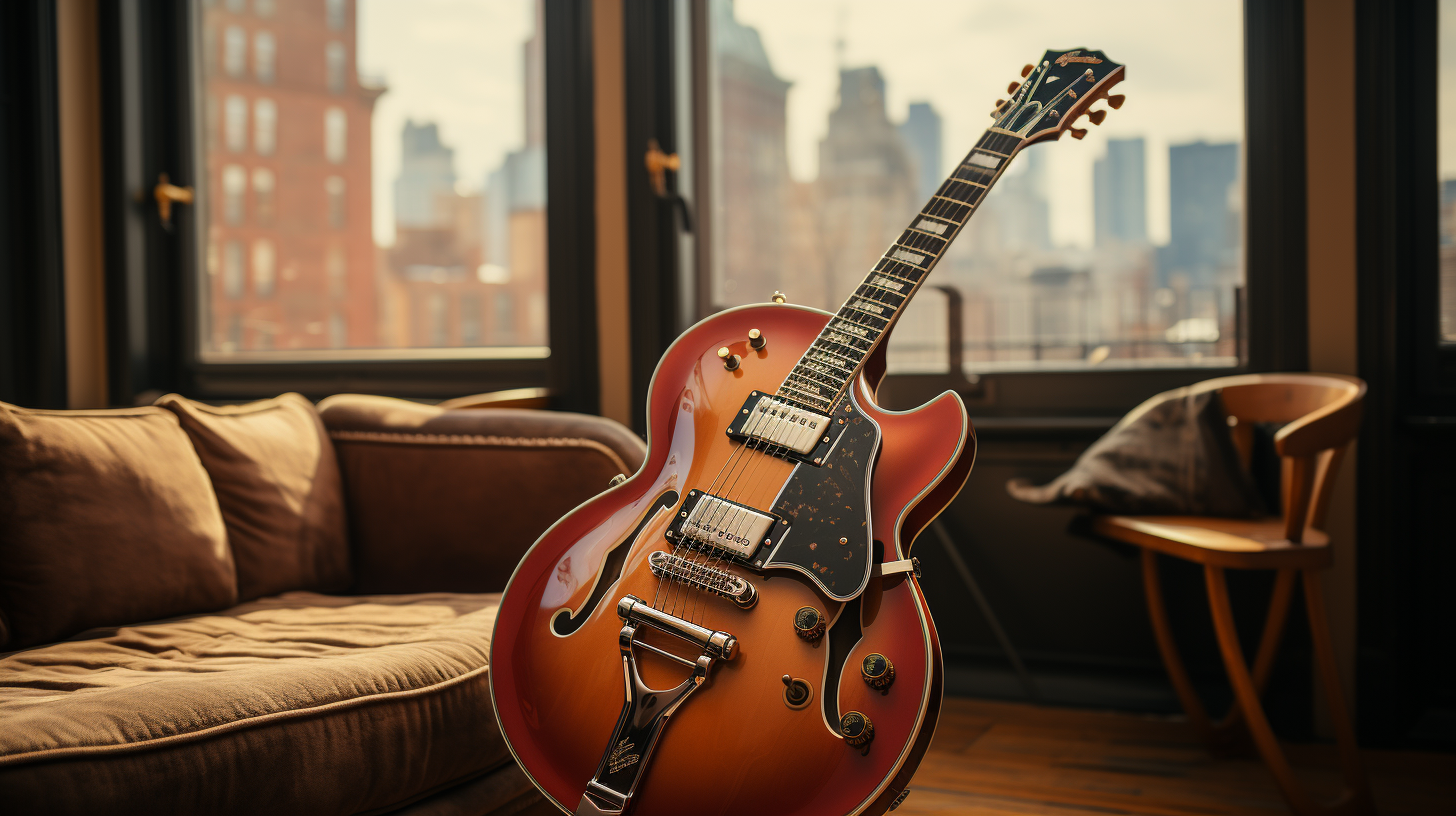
[705,1,1244,373]
[223,26,246,78]
[326,175,346,228]
[253,97,276,155]
[326,42,347,94]
[255,0,276,18]
[252,167,275,224]
[193,0,549,360]
[252,239,276,297]
[224,94,247,152]
[1440,0,1456,343]
[223,240,245,299]
[254,31,276,83]
[494,291,515,344]
[225,0,246,12]
[324,107,346,163]
[326,0,346,32]
[221,164,247,225]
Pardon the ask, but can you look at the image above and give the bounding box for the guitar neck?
[777,128,1025,413]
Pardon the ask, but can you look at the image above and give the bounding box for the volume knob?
[793,606,824,641]
[861,653,895,690]
[840,711,874,749]
[748,328,766,350]
[717,347,740,371]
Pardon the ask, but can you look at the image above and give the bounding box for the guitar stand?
[929,519,1039,701]
[576,596,737,816]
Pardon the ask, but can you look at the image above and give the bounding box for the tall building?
[711,0,792,307]
[393,122,457,228]
[816,65,917,303]
[201,0,382,352]
[1166,141,1239,286]
[899,101,943,207]
[1093,138,1147,247]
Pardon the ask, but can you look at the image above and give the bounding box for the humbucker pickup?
[665,490,790,565]
[724,392,847,465]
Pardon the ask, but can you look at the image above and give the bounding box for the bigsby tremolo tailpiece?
[575,595,738,816]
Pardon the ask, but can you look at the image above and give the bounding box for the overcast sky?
[355,0,1243,250]
[734,0,1244,248]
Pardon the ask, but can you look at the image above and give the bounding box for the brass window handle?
[644,138,679,197]
[153,172,195,229]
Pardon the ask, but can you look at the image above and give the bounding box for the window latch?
[153,172,195,231]
[644,139,693,233]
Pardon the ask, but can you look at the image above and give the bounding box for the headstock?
[990,48,1125,146]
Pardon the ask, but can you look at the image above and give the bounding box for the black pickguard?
[763,397,879,600]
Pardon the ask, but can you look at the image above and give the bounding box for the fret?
[923,199,972,224]
[856,283,907,307]
[893,239,941,260]
[778,381,832,405]
[981,131,1020,153]
[829,318,878,341]
[786,368,842,392]
[807,348,854,371]
[791,363,847,388]
[898,230,948,254]
[913,214,957,236]
[822,329,873,353]
[953,162,996,181]
[846,297,891,317]
[835,309,889,331]
[868,273,911,291]
[875,257,929,282]
[937,179,986,205]
[972,146,1009,159]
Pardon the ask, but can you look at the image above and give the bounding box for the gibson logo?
[1055,50,1103,67]
[608,738,640,774]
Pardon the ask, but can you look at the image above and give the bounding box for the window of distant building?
[326,0,346,31]
[223,240,245,299]
[252,167,275,224]
[327,246,347,299]
[460,294,482,345]
[224,94,247,152]
[253,98,276,155]
[222,164,247,225]
[226,314,243,352]
[252,239,276,297]
[326,42,347,94]
[255,0,276,18]
[225,0,246,13]
[324,107,346,163]
[326,176,346,228]
[428,293,448,346]
[493,291,515,344]
[223,26,246,78]
[254,32,276,83]
[329,312,348,348]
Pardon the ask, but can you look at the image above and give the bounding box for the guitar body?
[490,303,975,816]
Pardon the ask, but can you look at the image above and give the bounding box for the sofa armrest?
[317,394,646,595]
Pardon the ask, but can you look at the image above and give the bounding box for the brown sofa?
[0,393,645,815]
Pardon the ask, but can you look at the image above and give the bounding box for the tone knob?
[748,328,766,350]
[861,653,895,690]
[717,346,740,371]
[793,606,824,641]
[840,711,874,749]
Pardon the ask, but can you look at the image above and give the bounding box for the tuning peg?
[1106,94,1125,109]
[1087,109,1107,125]
[1021,63,1034,77]
[1007,81,1020,95]
[1068,128,1088,140]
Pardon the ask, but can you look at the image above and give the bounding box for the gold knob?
[748,328,766,351]
[771,291,787,304]
[861,653,895,690]
[840,711,874,749]
[718,346,740,371]
[793,606,824,641]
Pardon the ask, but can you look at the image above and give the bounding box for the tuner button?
[861,653,896,691]
[1006,81,1020,95]
[793,606,824,641]
[748,328,766,350]
[1069,128,1088,141]
[771,291,787,304]
[718,347,740,371]
[840,711,875,749]
[994,99,1006,108]
[1021,63,1034,77]
[1088,109,1107,125]
[1107,94,1126,110]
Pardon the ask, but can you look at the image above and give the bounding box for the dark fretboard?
[777,129,1024,412]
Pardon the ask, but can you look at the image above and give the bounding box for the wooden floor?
[895,698,1456,815]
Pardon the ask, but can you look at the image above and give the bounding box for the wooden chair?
[1091,373,1375,816]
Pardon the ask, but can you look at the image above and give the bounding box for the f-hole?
[821,594,863,728]
[550,490,678,637]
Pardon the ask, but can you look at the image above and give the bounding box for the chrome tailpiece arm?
[575,596,738,816]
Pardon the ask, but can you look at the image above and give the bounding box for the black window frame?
[98,0,600,412]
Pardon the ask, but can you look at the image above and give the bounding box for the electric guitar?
[491,49,1126,816]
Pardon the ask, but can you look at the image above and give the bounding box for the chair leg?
[1302,569,1377,815]
[1216,568,1298,741]
[1141,549,1214,743]
[1206,565,1374,816]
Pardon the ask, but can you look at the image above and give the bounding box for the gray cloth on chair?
[1006,387,1268,518]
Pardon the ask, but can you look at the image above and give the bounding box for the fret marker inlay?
[916,219,948,235]
[891,249,926,266]
[969,153,1001,169]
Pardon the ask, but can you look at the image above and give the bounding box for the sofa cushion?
[156,393,351,601]
[0,401,236,649]
[0,592,510,815]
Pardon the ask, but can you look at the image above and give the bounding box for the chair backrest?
[1185,374,1365,543]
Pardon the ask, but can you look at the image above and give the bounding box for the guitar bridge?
[649,551,758,608]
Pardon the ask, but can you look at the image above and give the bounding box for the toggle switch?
[748,328,766,351]
[718,347,740,371]
[781,675,813,709]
